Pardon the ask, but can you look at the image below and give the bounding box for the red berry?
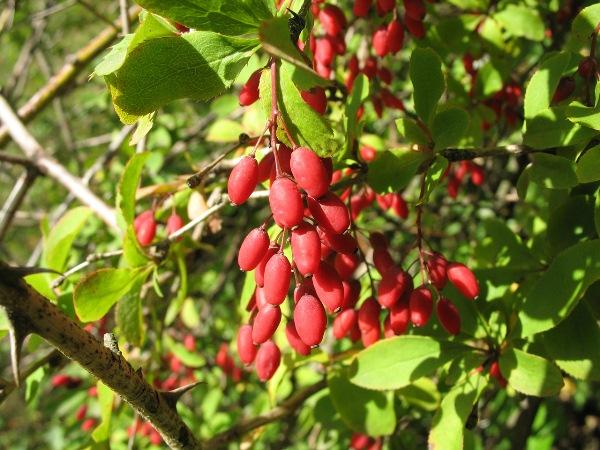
[552,76,575,104]
[133,210,153,232]
[426,252,448,290]
[135,213,156,246]
[239,70,262,106]
[381,88,405,110]
[264,252,292,305]
[294,294,327,346]
[387,20,405,53]
[319,4,347,36]
[384,314,395,338]
[294,277,316,302]
[238,227,270,271]
[228,156,258,205]
[216,343,233,372]
[404,0,426,20]
[252,304,281,344]
[409,286,433,326]
[362,56,378,79]
[353,0,372,17]
[372,26,389,57]
[389,298,410,334]
[369,231,388,249]
[360,145,377,162]
[255,340,281,381]
[319,228,358,254]
[351,433,374,449]
[469,163,485,186]
[342,279,361,309]
[377,266,412,308]
[334,252,360,280]
[301,87,328,114]
[81,418,97,432]
[313,260,344,312]
[183,334,196,351]
[166,213,184,236]
[489,360,507,388]
[285,321,311,355]
[358,298,381,334]
[578,57,597,79]
[237,324,257,364]
[405,15,425,39]
[269,177,304,228]
[315,37,335,66]
[378,67,393,84]
[391,193,408,218]
[75,405,87,421]
[290,147,329,198]
[291,222,321,276]
[257,152,275,182]
[372,95,383,118]
[333,308,358,339]
[307,192,350,234]
[436,298,461,335]
[255,245,278,287]
[447,262,479,300]
[376,0,395,14]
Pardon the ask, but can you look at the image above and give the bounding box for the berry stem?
[416,173,428,285]
[270,60,283,177]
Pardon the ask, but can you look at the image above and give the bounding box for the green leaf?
[432,108,470,150]
[494,4,545,41]
[524,52,572,120]
[476,61,503,97]
[524,107,597,149]
[596,189,600,237]
[134,0,274,37]
[546,195,597,256]
[366,149,431,194]
[409,48,445,125]
[260,61,336,156]
[92,381,114,442]
[577,145,600,183]
[423,155,449,201]
[566,101,600,130]
[94,35,135,77]
[567,4,600,53]
[105,32,258,123]
[206,119,245,142]
[542,299,600,381]
[74,266,151,322]
[115,274,145,346]
[42,206,92,272]
[499,348,564,396]
[428,373,487,450]
[349,336,468,391]
[345,74,370,155]
[259,16,327,87]
[328,368,396,436]
[116,153,150,231]
[123,225,150,267]
[396,118,430,147]
[397,378,441,411]
[519,240,600,337]
[527,153,578,190]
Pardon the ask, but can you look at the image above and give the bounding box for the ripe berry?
[301,87,328,114]
[389,298,410,334]
[237,324,257,364]
[239,70,262,106]
[447,262,479,300]
[165,213,184,236]
[360,145,377,162]
[354,0,372,17]
[307,192,350,234]
[255,340,281,381]
[404,0,426,20]
[334,252,360,280]
[552,76,576,104]
[372,95,383,118]
[315,37,335,66]
[257,152,275,182]
[426,252,448,289]
[319,228,358,254]
[387,20,405,53]
[285,321,311,355]
[469,163,485,186]
[238,227,270,271]
[381,88,405,110]
[578,57,597,79]
[372,26,389,57]
[319,4,347,36]
[409,286,433,326]
[81,418,97,432]
[183,334,196,351]
[341,279,361,310]
[290,147,329,197]
[489,360,508,388]
[215,343,233,372]
[313,260,344,313]
[269,177,304,227]
[358,298,381,334]
[369,231,388,249]
[377,266,412,308]
[351,433,374,449]
[362,56,378,79]
[294,294,327,346]
[228,156,258,205]
[384,314,395,338]
[291,223,321,276]
[376,0,395,15]
[255,245,278,287]
[436,298,461,335]
[263,252,292,305]
[333,308,358,339]
[135,212,156,246]
[75,405,87,421]
[378,67,393,84]
[252,304,281,344]
[134,210,153,232]
[405,15,425,39]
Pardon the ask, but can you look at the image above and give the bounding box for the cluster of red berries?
[215,342,245,382]
[133,209,184,246]
[552,55,598,105]
[351,432,382,450]
[484,82,522,128]
[128,417,163,445]
[51,373,83,389]
[73,386,98,432]
[444,160,485,199]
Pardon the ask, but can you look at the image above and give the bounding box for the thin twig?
[0,169,38,243]
[119,0,130,34]
[52,250,124,288]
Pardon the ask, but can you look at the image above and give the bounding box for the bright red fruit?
[426,252,448,289]
[134,210,153,232]
[470,163,485,186]
[255,340,281,381]
[376,0,395,14]
[389,299,410,334]
[369,231,388,249]
[81,418,97,432]
[307,192,350,234]
[252,304,281,344]
[165,213,184,236]
[358,298,381,347]
[313,261,344,312]
[263,252,291,305]
[239,70,262,106]
[314,37,335,66]
[290,147,329,197]
[238,227,269,271]
[436,298,461,335]
[489,360,508,388]
[378,67,393,84]
[319,4,347,36]
[404,0,426,20]
[333,308,358,339]
[294,278,316,302]
[269,177,304,227]
[372,26,389,57]
[387,20,405,53]
[75,405,87,421]
[447,262,479,300]
[285,321,311,355]
[409,286,433,326]
[294,294,327,346]
[301,87,328,114]
[377,267,412,308]
[353,0,372,17]
[372,247,393,274]
[405,15,425,39]
[255,245,277,287]
[342,279,361,309]
[334,252,360,280]
[291,223,321,276]
[257,152,275,182]
[319,228,358,254]
[360,145,377,162]
[362,56,378,79]
[228,156,258,205]
[135,213,156,246]
[237,324,257,364]
[381,88,405,110]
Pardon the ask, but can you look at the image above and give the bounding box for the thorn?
[161,381,204,409]
[7,313,29,387]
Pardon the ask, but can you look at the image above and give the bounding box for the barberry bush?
[1,0,600,449]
